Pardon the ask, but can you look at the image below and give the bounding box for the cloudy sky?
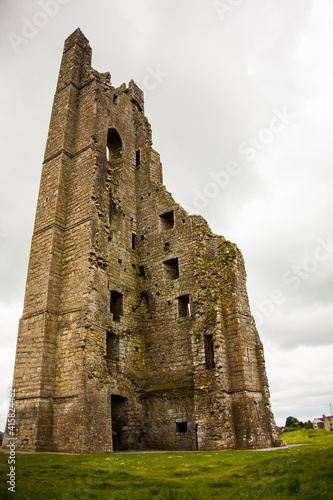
[1,0,332,430]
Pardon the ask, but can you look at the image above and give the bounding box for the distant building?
[313,418,324,429]
[313,416,333,431]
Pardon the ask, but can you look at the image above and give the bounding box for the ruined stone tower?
[3,29,280,453]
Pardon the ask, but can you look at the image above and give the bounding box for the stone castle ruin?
[2,29,281,453]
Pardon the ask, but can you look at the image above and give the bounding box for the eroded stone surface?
[2,29,281,453]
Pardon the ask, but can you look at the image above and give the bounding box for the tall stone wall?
[2,29,281,453]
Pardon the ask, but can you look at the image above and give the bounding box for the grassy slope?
[0,430,332,499]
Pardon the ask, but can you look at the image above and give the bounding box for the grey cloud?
[1,0,333,429]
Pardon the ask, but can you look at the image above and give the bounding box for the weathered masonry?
[2,29,281,453]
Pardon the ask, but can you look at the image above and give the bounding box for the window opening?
[139,266,145,277]
[106,129,122,166]
[136,149,141,167]
[140,292,149,314]
[131,99,142,112]
[106,331,119,360]
[204,334,215,370]
[159,211,174,230]
[176,422,187,433]
[110,291,123,321]
[178,295,190,317]
[113,93,118,105]
[163,258,179,280]
[132,233,137,250]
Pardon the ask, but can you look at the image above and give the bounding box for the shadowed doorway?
[111,395,128,451]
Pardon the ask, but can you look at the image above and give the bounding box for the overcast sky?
[1,0,332,430]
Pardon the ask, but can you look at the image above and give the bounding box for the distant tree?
[284,417,314,432]
[285,416,299,428]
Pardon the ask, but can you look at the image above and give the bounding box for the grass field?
[1,429,332,499]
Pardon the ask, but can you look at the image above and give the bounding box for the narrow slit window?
[136,149,141,167]
[176,422,187,433]
[109,198,116,227]
[204,334,215,370]
[132,233,137,250]
[163,258,179,280]
[159,211,174,230]
[110,291,123,321]
[178,295,190,317]
[113,93,118,105]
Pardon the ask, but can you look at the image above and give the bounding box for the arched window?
[106,128,122,166]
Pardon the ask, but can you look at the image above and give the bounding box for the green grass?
[1,430,332,499]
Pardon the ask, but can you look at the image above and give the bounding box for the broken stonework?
[2,29,281,453]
